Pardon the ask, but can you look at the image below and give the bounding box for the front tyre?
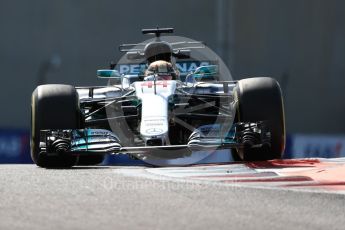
[234,77,285,161]
[77,155,105,166]
[31,84,81,168]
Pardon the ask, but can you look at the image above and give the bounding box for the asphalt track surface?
[1,163,345,230]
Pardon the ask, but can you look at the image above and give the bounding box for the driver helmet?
[144,60,179,81]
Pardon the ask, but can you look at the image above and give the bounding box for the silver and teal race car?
[31,28,285,168]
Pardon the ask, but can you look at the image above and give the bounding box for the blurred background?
[0,0,344,163]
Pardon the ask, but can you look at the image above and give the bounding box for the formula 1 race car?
[31,28,285,168]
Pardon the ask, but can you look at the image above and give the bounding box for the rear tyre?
[234,77,285,161]
[31,84,80,168]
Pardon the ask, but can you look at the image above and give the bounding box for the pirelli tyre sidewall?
[235,77,286,161]
[31,84,81,168]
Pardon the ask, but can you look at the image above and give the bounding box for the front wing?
[38,122,270,159]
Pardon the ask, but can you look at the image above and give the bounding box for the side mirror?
[97,69,121,79]
[193,65,218,75]
[189,65,219,82]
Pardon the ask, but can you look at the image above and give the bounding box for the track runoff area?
[1,158,345,230]
[117,157,345,194]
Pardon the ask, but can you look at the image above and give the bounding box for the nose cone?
[140,117,168,137]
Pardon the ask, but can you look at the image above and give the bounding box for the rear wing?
[119,41,205,53]
[118,27,205,61]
